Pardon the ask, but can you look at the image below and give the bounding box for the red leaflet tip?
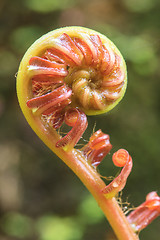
[112,149,129,167]
[146,192,160,211]
[102,149,132,198]
[81,130,112,167]
[55,108,88,151]
[127,191,160,232]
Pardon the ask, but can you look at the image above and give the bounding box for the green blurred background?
[0,0,159,239]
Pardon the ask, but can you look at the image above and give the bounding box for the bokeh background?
[0,0,160,239]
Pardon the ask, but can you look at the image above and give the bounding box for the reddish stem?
[57,147,139,240]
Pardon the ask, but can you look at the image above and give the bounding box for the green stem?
[55,147,139,240]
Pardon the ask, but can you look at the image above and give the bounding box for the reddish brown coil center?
[28,33,125,112]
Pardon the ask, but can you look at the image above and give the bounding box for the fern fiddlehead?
[17,27,159,240]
